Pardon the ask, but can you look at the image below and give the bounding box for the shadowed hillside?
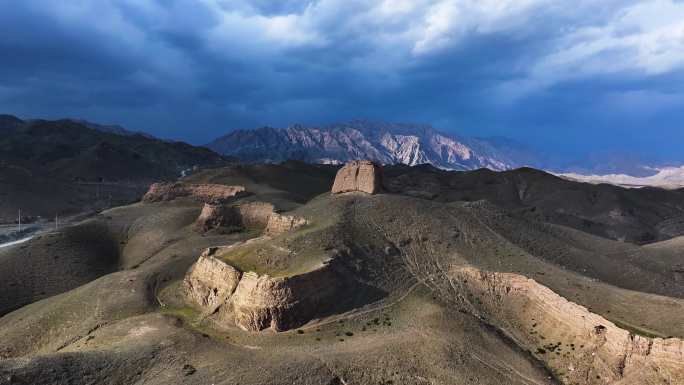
[384,165,684,244]
[0,116,229,223]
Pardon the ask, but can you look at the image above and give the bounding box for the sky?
[1,0,683,163]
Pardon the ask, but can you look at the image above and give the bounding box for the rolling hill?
[0,162,682,385]
[0,115,229,223]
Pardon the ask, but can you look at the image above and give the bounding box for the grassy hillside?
[0,162,682,385]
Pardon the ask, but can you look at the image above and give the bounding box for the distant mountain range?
[0,114,229,222]
[208,120,541,171]
[64,118,154,138]
[0,115,226,182]
[3,114,682,191]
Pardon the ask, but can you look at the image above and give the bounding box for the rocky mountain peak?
[208,120,539,171]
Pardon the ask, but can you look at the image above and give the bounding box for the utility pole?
[55,214,59,231]
[18,209,21,232]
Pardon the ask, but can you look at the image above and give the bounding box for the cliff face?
[183,255,340,332]
[142,182,246,204]
[452,267,684,385]
[331,160,383,194]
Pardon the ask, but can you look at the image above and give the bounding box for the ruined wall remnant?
[183,255,341,332]
[227,264,340,331]
[193,200,307,235]
[451,266,684,385]
[183,255,242,314]
[237,202,275,228]
[331,160,383,194]
[265,213,308,235]
[194,201,276,233]
[194,204,238,232]
[143,182,246,204]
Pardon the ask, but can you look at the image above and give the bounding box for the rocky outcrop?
[183,255,242,314]
[194,201,275,233]
[331,160,383,194]
[451,266,684,385]
[142,182,246,204]
[265,213,308,235]
[184,255,341,332]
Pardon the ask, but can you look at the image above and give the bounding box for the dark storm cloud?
[1,0,683,162]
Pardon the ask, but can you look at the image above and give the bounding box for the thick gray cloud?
[1,0,683,162]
